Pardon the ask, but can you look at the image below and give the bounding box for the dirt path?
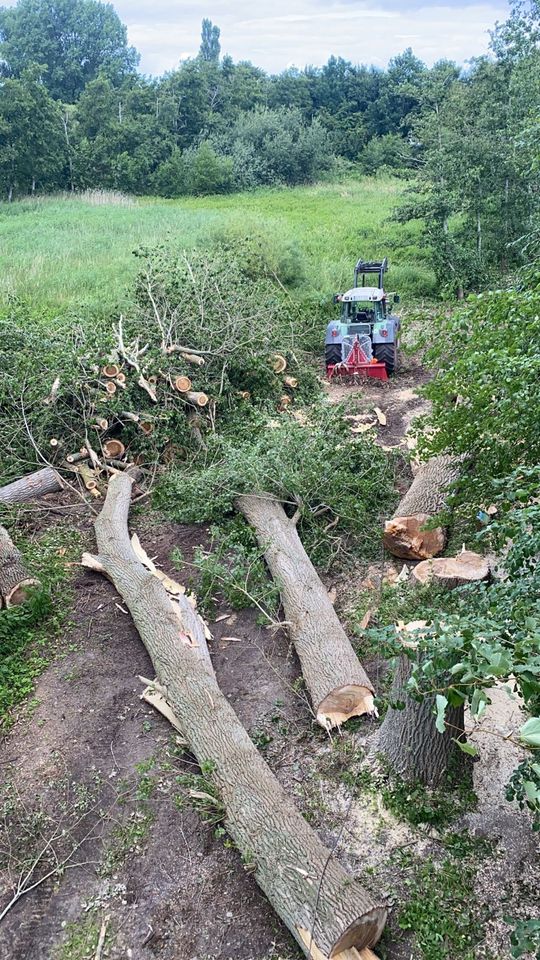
[0,357,537,960]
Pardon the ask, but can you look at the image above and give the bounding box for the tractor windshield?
[343,301,384,321]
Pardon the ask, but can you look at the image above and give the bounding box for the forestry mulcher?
[325,257,400,380]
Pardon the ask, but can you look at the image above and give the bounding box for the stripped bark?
[82,473,387,958]
[0,525,39,608]
[236,494,375,729]
[0,468,63,504]
[383,455,460,560]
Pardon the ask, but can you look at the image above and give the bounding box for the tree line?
[0,0,539,290]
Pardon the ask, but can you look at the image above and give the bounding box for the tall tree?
[199,18,220,63]
[0,0,139,102]
[0,65,65,199]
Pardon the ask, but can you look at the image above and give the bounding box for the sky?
[4,0,512,75]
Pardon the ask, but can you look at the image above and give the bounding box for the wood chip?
[214,613,230,622]
[374,406,387,426]
[327,586,337,604]
[222,636,243,643]
[359,609,372,630]
[351,422,375,434]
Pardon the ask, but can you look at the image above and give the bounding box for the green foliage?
[0,525,78,729]
[54,915,102,960]
[394,834,490,960]
[179,518,281,621]
[0,0,139,102]
[506,917,540,959]
[156,403,396,566]
[417,283,540,500]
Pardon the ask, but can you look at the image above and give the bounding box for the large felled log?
[0,467,63,505]
[383,455,460,560]
[81,474,386,958]
[412,550,489,590]
[0,525,39,608]
[236,494,375,729]
[378,649,468,788]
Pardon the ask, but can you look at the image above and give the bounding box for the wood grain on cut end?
[412,550,489,589]
[317,685,375,730]
[383,514,446,560]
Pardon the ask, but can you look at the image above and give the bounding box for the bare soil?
[1,355,538,960]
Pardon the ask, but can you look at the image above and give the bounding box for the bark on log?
[412,550,489,590]
[378,653,467,787]
[82,473,387,957]
[0,525,39,608]
[0,468,63,504]
[236,494,375,729]
[383,455,460,560]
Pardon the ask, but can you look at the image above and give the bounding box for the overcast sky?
[4,0,512,75]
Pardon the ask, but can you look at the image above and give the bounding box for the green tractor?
[325,258,400,380]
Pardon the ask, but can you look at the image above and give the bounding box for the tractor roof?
[342,286,385,302]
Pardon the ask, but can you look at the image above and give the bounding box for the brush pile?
[0,246,318,492]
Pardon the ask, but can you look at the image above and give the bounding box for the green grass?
[0,176,434,312]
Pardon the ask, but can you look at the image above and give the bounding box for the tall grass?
[0,176,434,313]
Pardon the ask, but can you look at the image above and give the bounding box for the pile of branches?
[0,245,318,492]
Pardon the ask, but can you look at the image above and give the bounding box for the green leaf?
[519,717,540,748]
[435,694,448,734]
[454,739,479,757]
[471,688,487,718]
[524,780,540,804]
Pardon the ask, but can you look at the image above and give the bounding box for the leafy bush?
[416,280,540,501]
[154,143,234,197]
[214,107,335,189]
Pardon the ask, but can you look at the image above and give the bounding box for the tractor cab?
[325,258,400,379]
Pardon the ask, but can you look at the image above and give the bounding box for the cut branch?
[0,468,63,504]
[236,494,375,729]
[83,473,386,958]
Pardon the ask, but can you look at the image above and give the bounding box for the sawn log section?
[236,494,375,729]
[82,474,386,959]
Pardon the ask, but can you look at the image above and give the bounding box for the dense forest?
[1,0,540,289]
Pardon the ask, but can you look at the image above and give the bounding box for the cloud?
[0,0,511,75]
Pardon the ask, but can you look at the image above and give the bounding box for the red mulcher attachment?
[327,336,388,381]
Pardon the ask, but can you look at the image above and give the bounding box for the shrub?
[416,280,540,501]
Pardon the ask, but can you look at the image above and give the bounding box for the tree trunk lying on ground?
[236,494,375,729]
[383,455,460,560]
[378,651,467,788]
[0,467,63,504]
[82,474,387,958]
[0,525,39,608]
[412,550,489,590]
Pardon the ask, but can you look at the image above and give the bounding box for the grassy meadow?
[0,176,434,315]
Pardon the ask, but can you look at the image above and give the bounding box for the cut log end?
[412,550,489,590]
[297,906,386,957]
[383,514,446,560]
[317,684,376,730]
[5,577,40,608]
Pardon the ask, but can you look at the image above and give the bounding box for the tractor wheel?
[325,343,342,369]
[374,342,398,376]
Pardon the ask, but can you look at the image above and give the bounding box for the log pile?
[82,473,387,957]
